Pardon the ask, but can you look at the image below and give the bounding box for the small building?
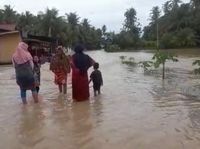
[0,24,16,33]
[23,34,58,62]
[0,23,58,64]
[0,31,21,64]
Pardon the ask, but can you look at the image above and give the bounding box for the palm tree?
[65,12,80,46]
[82,18,90,29]
[66,12,79,27]
[17,11,36,35]
[39,8,64,37]
[2,5,18,23]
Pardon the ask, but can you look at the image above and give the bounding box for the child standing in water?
[89,62,103,96]
[33,56,41,93]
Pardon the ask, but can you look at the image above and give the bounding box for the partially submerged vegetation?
[151,51,178,79]
[119,56,136,66]
[193,60,200,74]
[120,50,178,79]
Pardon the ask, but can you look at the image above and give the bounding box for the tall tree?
[39,8,64,37]
[17,11,36,35]
[150,6,161,24]
[150,6,161,49]
[66,12,79,27]
[171,0,182,10]
[65,12,80,46]
[102,25,107,36]
[123,8,140,34]
[1,5,18,23]
[163,1,172,15]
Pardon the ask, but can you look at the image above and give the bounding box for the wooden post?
[162,62,165,80]
[156,21,159,51]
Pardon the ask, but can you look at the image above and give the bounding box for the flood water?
[1,49,200,149]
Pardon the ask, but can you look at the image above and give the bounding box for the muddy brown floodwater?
[1,49,200,149]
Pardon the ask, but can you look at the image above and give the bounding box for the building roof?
[27,34,58,43]
[0,31,19,36]
[0,24,16,32]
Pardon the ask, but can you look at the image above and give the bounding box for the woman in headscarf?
[71,44,95,101]
[50,46,70,95]
[12,42,38,104]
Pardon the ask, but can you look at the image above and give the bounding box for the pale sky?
[0,0,190,32]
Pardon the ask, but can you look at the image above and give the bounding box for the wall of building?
[0,32,21,64]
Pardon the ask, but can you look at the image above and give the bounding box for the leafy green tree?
[123,8,141,36]
[17,11,37,35]
[139,51,178,78]
[39,8,64,37]
[143,0,199,48]
[102,25,107,36]
[163,1,172,15]
[152,51,178,79]
[1,5,18,23]
[113,7,141,50]
[65,12,80,47]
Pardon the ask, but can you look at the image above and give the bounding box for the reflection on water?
[1,49,200,149]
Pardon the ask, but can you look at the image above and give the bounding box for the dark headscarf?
[73,45,93,75]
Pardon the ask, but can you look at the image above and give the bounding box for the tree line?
[107,0,200,51]
[143,0,200,49]
[0,5,102,49]
[0,0,199,51]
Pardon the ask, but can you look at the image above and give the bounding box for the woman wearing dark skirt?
[12,42,38,104]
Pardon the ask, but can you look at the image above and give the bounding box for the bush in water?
[193,60,200,74]
[138,61,154,71]
[105,44,121,52]
[119,56,137,66]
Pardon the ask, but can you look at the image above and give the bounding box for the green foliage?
[193,60,200,74]
[109,7,141,50]
[0,6,102,49]
[105,44,120,52]
[138,61,154,71]
[150,6,161,24]
[1,5,18,23]
[139,51,178,79]
[119,56,137,66]
[143,0,200,48]
[119,56,126,61]
[160,28,196,48]
[152,51,178,68]
[143,40,156,49]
